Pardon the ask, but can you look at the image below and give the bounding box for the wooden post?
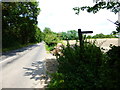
[118,11,120,46]
[78,29,93,46]
[78,29,83,46]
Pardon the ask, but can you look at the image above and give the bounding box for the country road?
[0,42,47,89]
[0,38,119,89]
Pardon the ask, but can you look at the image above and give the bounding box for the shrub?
[43,27,60,51]
[47,41,107,89]
[107,45,120,66]
[47,40,120,89]
[105,45,120,89]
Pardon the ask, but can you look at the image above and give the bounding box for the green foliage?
[73,1,120,32]
[73,2,120,15]
[87,35,92,39]
[60,31,117,40]
[60,30,78,40]
[2,2,42,51]
[48,41,104,89]
[86,33,117,39]
[92,33,115,38]
[105,45,120,88]
[93,33,106,38]
[107,45,120,67]
[47,40,120,89]
[43,27,60,51]
[116,27,120,32]
[112,31,117,35]
[47,72,65,88]
[30,25,43,43]
[45,44,55,51]
[60,32,68,40]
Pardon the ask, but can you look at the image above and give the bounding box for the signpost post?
[118,11,120,46]
[78,29,93,46]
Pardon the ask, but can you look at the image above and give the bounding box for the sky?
[37,0,118,35]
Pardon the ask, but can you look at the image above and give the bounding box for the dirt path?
[0,42,47,88]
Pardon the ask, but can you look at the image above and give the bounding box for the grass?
[45,40,64,52]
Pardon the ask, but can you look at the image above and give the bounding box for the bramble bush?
[47,40,120,89]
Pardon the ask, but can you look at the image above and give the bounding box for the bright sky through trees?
[37,0,118,35]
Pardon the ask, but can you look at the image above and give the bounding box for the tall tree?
[60,30,78,40]
[2,2,41,48]
[67,30,78,40]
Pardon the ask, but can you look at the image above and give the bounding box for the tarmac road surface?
[0,42,47,89]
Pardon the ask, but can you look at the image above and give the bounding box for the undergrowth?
[47,40,120,89]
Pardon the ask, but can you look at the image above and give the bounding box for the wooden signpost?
[118,11,120,46]
[78,29,93,46]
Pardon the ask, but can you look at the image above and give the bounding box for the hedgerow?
[47,40,120,89]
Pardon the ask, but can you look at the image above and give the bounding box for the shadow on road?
[23,61,48,81]
[45,58,58,74]
[23,57,58,88]
[2,44,39,56]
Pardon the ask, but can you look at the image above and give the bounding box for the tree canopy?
[43,27,60,50]
[2,2,42,49]
[73,1,120,32]
[60,30,78,40]
[73,1,120,14]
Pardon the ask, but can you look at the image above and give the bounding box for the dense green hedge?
[47,41,120,89]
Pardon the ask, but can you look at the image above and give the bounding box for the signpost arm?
[78,29,93,46]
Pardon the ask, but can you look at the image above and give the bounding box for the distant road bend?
[0,42,47,88]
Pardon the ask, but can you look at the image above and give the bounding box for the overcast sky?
[37,0,118,35]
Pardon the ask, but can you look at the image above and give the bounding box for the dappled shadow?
[23,60,48,81]
[2,44,40,60]
[45,58,58,74]
[23,58,58,88]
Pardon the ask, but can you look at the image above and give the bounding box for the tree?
[60,30,78,40]
[73,1,120,32]
[43,27,60,47]
[67,30,78,40]
[111,31,117,35]
[86,35,92,38]
[73,1,120,14]
[60,32,68,40]
[2,2,41,49]
[92,33,105,38]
